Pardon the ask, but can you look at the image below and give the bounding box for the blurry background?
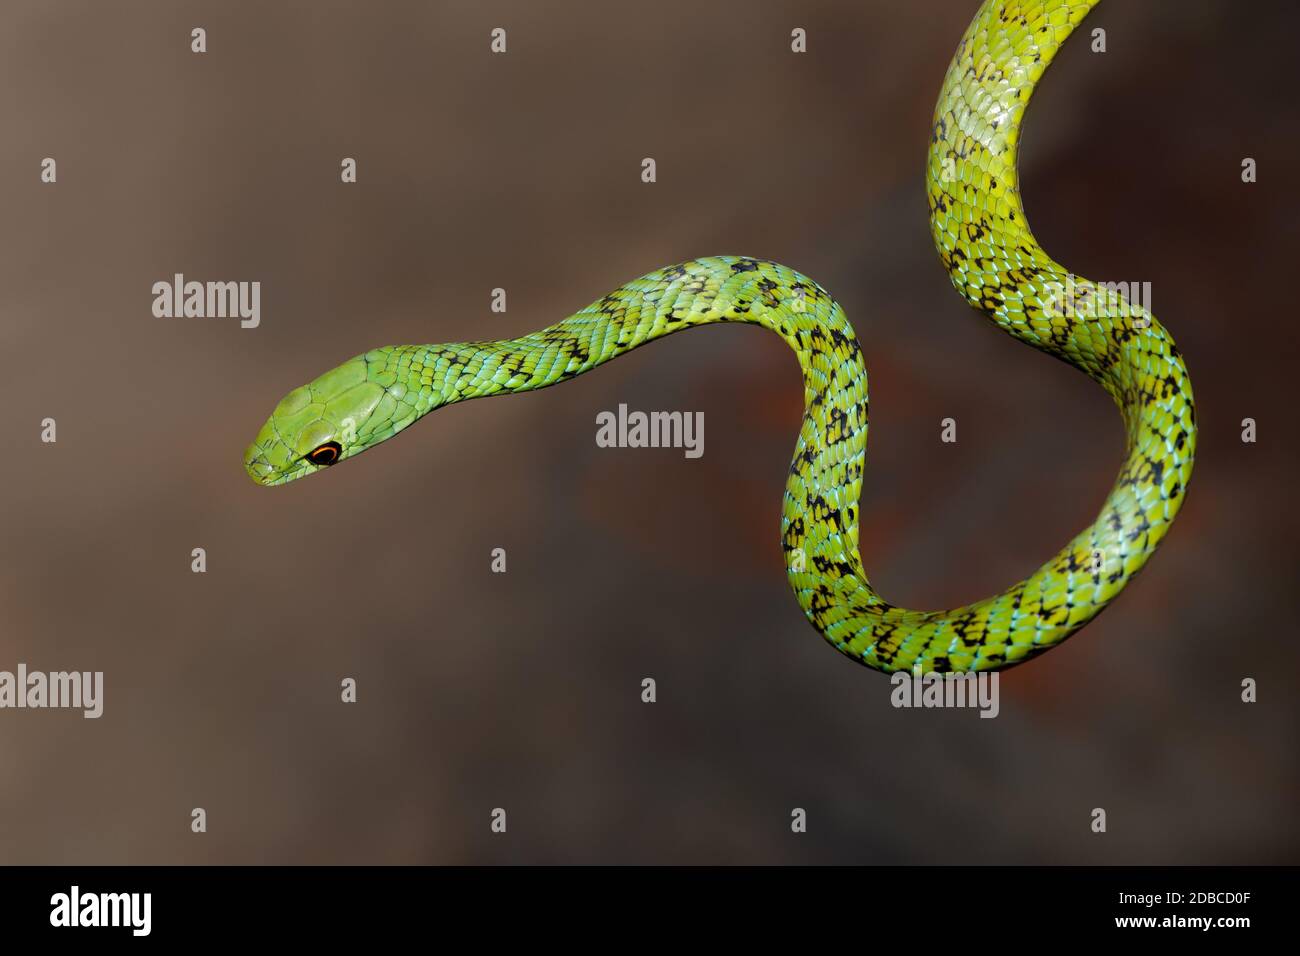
[0,0,1296,864]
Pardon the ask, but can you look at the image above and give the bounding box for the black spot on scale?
[827,328,855,349]
[950,612,979,640]
[1126,513,1153,544]
[730,259,760,273]
[1008,586,1025,611]
[811,556,856,578]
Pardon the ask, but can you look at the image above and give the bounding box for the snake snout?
[243,447,277,484]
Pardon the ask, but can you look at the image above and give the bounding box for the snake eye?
[306,441,342,467]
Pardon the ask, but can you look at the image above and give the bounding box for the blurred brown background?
[0,0,1296,864]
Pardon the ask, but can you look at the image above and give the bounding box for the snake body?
[245,0,1195,674]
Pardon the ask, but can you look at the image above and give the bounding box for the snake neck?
[388,252,876,618]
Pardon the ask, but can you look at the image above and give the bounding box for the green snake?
[244,0,1195,674]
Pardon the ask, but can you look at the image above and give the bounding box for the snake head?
[244,355,388,486]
